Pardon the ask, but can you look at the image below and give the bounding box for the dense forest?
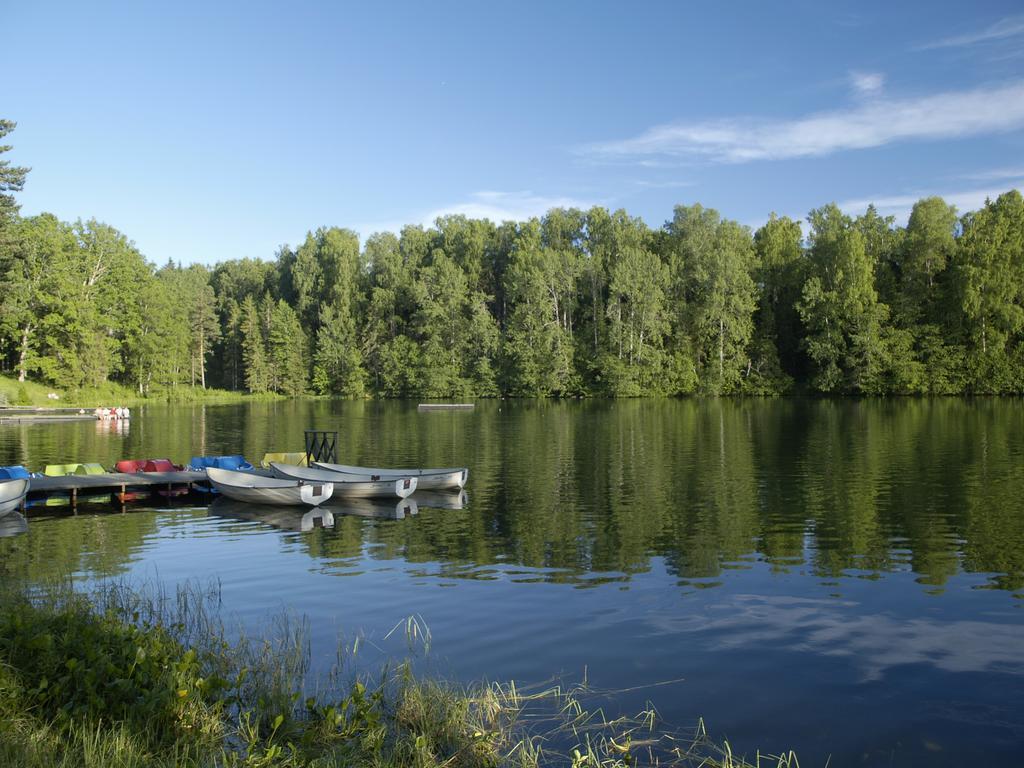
[2,120,1024,398]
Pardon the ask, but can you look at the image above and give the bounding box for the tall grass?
[0,579,799,767]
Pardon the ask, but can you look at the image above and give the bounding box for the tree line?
[2,120,1023,397]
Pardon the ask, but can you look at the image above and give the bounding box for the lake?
[1,399,1022,766]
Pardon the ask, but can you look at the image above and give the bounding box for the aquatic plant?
[0,579,799,767]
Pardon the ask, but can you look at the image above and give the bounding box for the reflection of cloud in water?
[650,594,1024,681]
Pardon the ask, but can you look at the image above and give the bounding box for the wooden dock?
[0,414,97,423]
[25,470,208,512]
[0,406,99,424]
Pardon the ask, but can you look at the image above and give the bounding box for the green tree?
[956,190,1024,391]
[313,304,366,397]
[502,222,580,395]
[209,257,275,389]
[414,252,498,397]
[902,197,958,321]
[666,204,760,394]
[603,246,671,395]
[797,204,889,393]
[267,299,307,396]
[0,215,73,382]
[753,214,805,382]
[240,294,269,393]
[0,120,29,237]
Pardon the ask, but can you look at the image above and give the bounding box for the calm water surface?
[1,399,1022,766]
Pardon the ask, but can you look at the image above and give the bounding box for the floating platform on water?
[25,470,208,512]
[0,406,99,424]
[417,403,475,411]
[0,414,97,423]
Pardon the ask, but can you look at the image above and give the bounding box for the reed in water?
[0,579,798,768]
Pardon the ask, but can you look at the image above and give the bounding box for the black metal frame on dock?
[304,430,338,464]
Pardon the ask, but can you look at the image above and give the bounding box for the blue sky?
[5,0,1024,265]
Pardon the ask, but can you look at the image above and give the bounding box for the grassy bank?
[0,581,795,768]
[0,375,284,408]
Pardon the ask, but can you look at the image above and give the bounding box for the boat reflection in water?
[207,497,335,532]
[327,497,419,520]
[409,489,468,510]
[208,496,422,526]
[0,511,28,538]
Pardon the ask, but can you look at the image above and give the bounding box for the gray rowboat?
[312,461,467,490]
[205,467,333,506]
[269,463,417,499]
[0,478,29,517]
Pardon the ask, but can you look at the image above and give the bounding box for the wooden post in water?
[304,430,339,465]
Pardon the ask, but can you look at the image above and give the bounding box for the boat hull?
[205,467,332,507]
[313,462,467,490]
[269,463,416,499]
[0,478,29,517]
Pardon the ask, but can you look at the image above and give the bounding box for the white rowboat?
[0,478,29,517]
[269,463,417,499]
[205,467,333,507]
[312,461,467,491]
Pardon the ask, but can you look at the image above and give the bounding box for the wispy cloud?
[917,14,1024,50]
[631,179,695,190]
[579,80,1024,164]
[961,166,1024,182]
[838,180,1024,222]
[849,70,885,97]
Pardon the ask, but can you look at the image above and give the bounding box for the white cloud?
[580,80,1024,164]
[354,191,596,238]
[850,70,885,97]
[838,181,1024,222]
[422,191,594,223]
[917,14,1024,50]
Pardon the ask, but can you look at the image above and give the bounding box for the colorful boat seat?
[143,459,181,472]
[214,455,253,471]
[261,452,308,468]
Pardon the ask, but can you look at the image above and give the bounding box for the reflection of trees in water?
[0,511,160,582]
[300,399,1024,593]
[1,400,1022,592]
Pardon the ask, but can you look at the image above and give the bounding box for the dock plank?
[28,470,207,493]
